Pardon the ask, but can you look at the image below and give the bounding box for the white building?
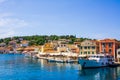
[117,49,120,62]
[20,40,29,47]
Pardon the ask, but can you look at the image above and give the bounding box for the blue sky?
[0,0,120,39]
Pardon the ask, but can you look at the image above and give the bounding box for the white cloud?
[0,18,28,28]
[0,13,12,18]
[0,13,28,38]
[0,29,15,38]
[0,0,6,4]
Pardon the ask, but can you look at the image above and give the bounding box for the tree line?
[0,35,92,46]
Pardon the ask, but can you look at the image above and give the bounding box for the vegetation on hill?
[0,35,92,46]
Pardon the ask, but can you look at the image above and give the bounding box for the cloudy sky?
[0,0,120,39]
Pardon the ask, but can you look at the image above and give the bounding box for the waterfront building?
[99,39,120,58]
[80,40,99,56]
[74,42,81,47]
[20,40,29,47]
[67,44,80,53]
[117,49,120,62]
[0,43,6,47]
[0,46,11,53]
[40,40,79,56]
[16,47,24,53]
[9,41,17,48]
[57,47,67,52]
[24,46,35,52]
[8,41,18,53]
[18,38,23,41]
[44,39,68,53]
[57,39,71,44]
[42,43,58,53]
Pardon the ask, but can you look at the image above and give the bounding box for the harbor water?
[0,54,120,80]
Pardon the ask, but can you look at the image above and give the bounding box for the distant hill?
[0,35,92,46]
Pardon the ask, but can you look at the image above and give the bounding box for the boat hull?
[78,59,108,69]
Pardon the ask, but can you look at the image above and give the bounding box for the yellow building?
[80,40,99,55]
[42,43,58,53]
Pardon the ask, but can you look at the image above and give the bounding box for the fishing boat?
[78,54,114,69]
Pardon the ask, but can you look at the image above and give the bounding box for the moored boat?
[47,58,65,63]
[47,58,56,62]
[78,54,114,69]
[108,62,120,67]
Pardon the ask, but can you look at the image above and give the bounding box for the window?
[109,49,112,54]
[102,43,106,47]
[92,46,95,49]
[84,52,87,54]
[84,46,87,49]
[92,52,94,54]
[81,47,82,49]
[118,52,120,55]
[88,46,90,49]
[108,43,112,48]
[81,52,82,54]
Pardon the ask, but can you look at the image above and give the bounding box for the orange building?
[99,39,120,58]
[67,44,80,54]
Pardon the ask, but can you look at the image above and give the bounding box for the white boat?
[55,59,65,63]
[47,58,65,63]
[66,58,78,63]
[78,54,114,69]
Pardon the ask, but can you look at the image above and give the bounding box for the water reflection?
[37,59,119,80]
[37,59,79,70]
[0,54,120,80]
[78,67,118,80]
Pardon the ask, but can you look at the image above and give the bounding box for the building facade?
[99,39,120,58]
[67,44,80,53]
[20,40,29,47]
[117,49,120,62]
[80,40,99,55]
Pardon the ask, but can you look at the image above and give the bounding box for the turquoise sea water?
[0,54,120,80]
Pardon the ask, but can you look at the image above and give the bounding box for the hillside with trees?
[0,35,92,46]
